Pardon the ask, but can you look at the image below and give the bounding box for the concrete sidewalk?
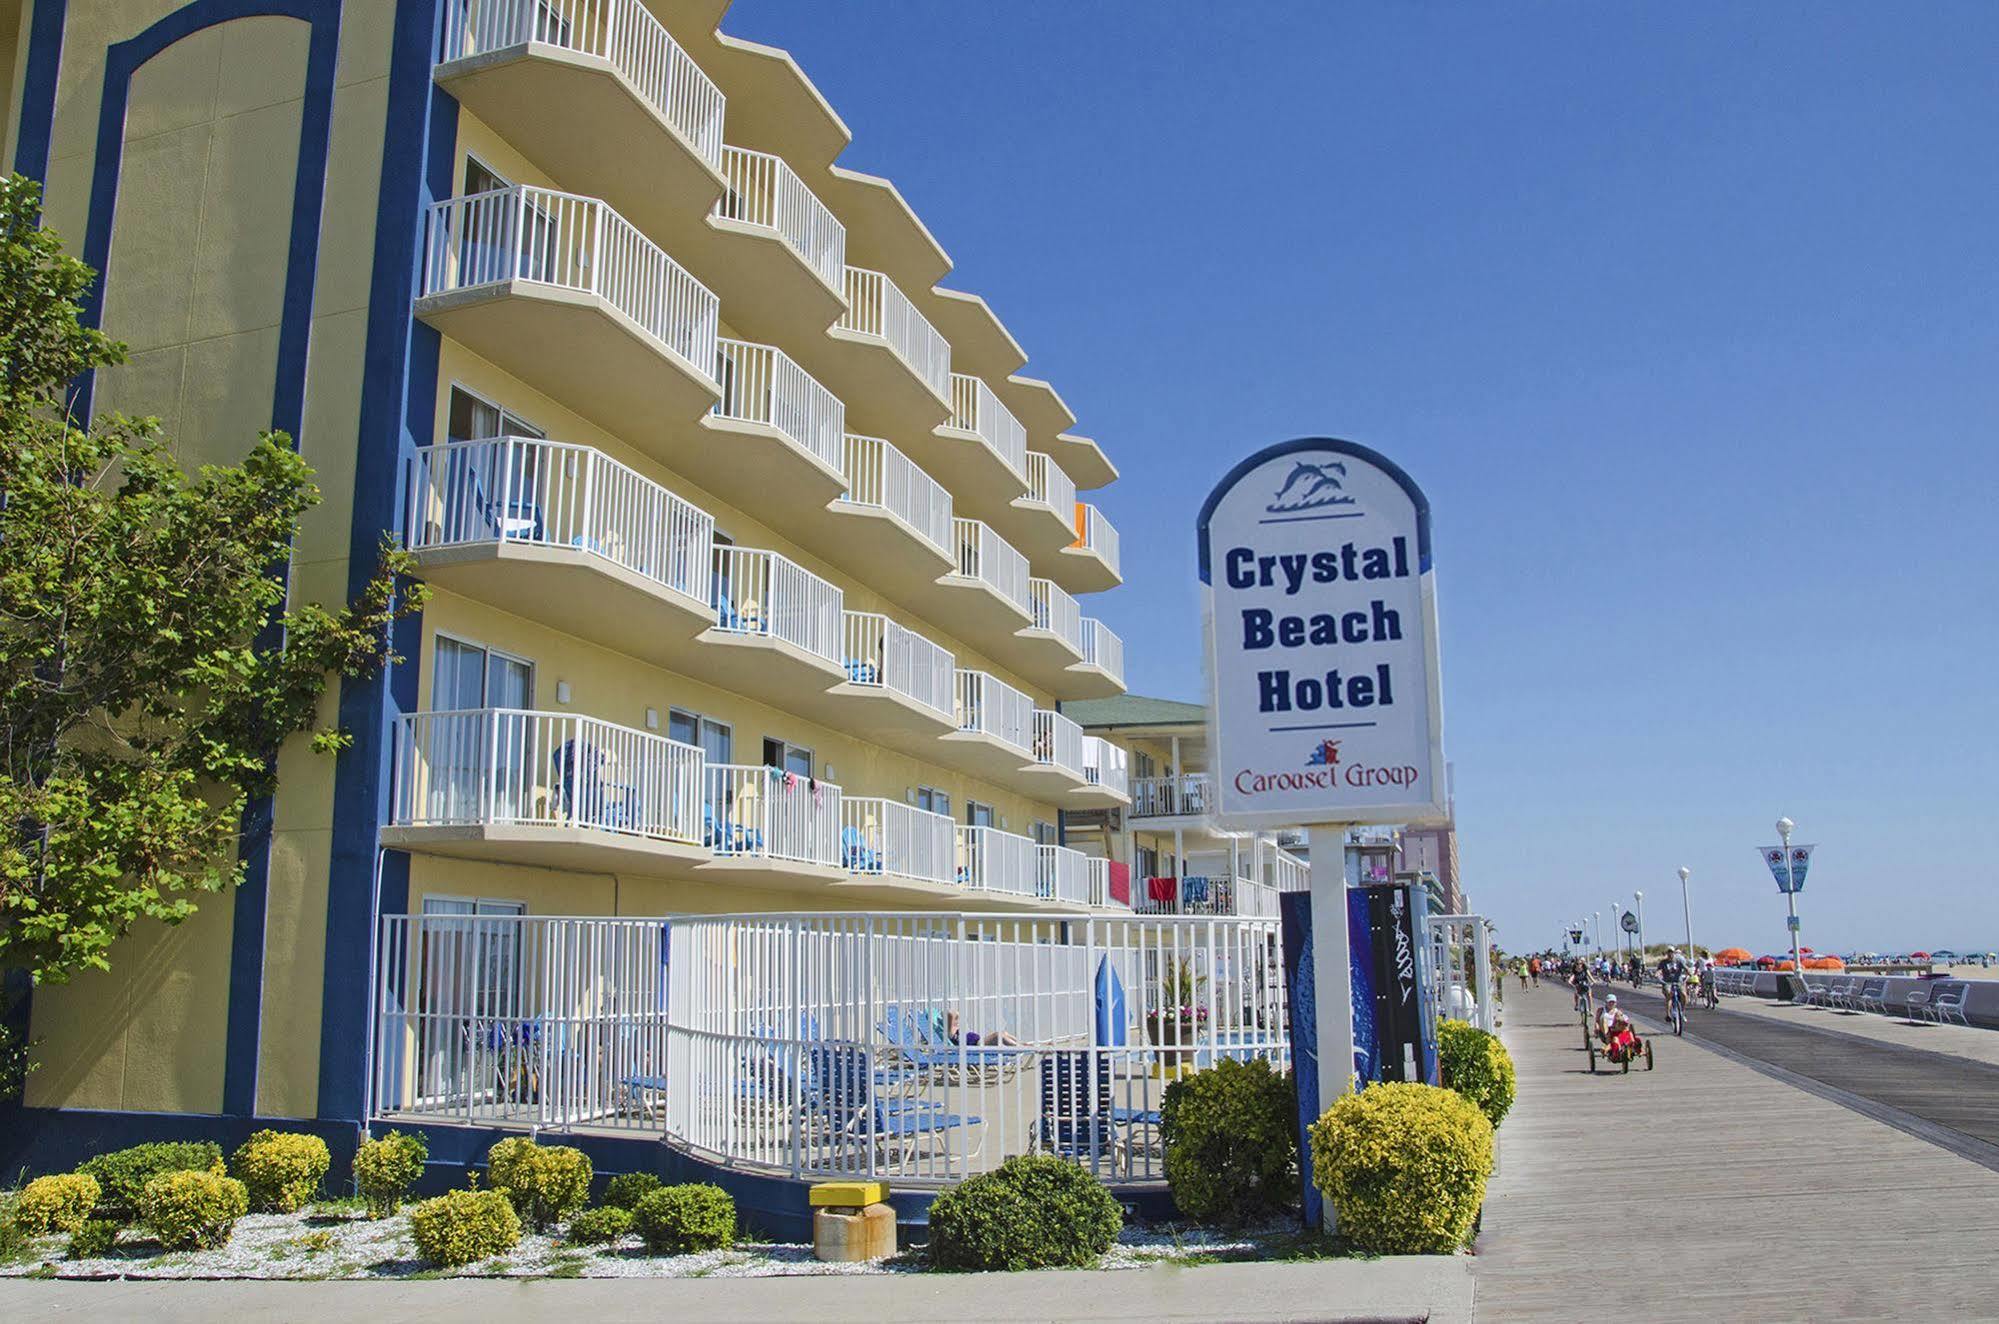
[0,1256,1475,1323]
[1720,989,1999,1066]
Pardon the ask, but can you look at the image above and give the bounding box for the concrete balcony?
[1075,735,1131,810]
[1037,843,1093,907]
[957,824,1038,903]
[940,517,1032,627]
[703,544,847,705]
[1056,501,1122,594]
[937,668,1034,783]
[1130,773,1215,823]
[999,451,1080,563]
[698,762,847,888]
[835,796,964,906]
[403,436,717,656]
[434,0,728,240]
[382,707,708,874]
[1129,875,1280,919]
[1067,617,1125,699]
[789,267,952,441]
[693,337,850,528]
[1024,708,1090,793]
[907,374,1029,517]
[825,610,956,735]
[795,434,954,612]
[694,145,848,340]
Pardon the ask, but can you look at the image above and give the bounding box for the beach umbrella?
[1715,946,1752,965]
[1911,951,1932,960]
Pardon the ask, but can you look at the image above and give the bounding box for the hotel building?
[3,0,1140,1144]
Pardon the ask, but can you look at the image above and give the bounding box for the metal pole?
[1680,868,1694,959]
[1781,822,1804,987]
[1635,892,1646,967]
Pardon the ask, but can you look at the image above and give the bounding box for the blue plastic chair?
[842,826,881,873]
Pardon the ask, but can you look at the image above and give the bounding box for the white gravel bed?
[2,1206,1326,1280]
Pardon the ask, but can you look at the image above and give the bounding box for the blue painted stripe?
[10,0,69,183]
[317,5,453,1124]
[59,0,345,1118]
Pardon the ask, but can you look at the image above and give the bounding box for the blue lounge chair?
[806,1044,976,1164]
[1039,1051,1158,1174]
[842,826,881,873]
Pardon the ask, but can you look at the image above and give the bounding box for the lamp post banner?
[1759,844,1815,893]
[1197,438,1447,830]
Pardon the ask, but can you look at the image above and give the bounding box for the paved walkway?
[1722,989,1999,1067]
[1477,983,1999,1321]
[0,1257,1474,1323]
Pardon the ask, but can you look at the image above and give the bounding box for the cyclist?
[1699,954,1721,1006]
[1657,947,1691,1019]
[1627,953,1642,985]
[1597,993,1643,1064]
[1568,956,1596,1017]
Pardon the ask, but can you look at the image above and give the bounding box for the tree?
[0,174,425,1055]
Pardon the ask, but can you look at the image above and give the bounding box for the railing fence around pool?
[369,911,1288,1185]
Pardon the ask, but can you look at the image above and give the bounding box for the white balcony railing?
[1036,844,1090,905]
[1084,857,1127,909]
[405,436,714,604]
[947,373,1027,482]
[421,185,719,381]
[1079,617,1124,684]
[1131,773,1214,819]
[1072,502,1121,578]
[1028,577,1084,654]
[838,268,950,399]
[704,763,842,865]
[392,708,704,844]
[839,797,957,886]
[839,434,952,555]
[1023,452,1076,520]
[953,670,1034,753]
[957,825,1037,898]
[1271,848,1310,894]
[1031,708,1085,778]
[1129,875,1278,919]
[951,518,1031,616]
[841,612,954,719]
[1082,736,1129,799]
[716,146,845,289]
[438,0,725,170]
[713,338,844,473]
[711,546,843,664]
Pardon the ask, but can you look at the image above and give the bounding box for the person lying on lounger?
[945,1010,1021,1047]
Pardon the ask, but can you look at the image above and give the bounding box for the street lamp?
[1634,890,1646,965]
[1594,910,1602,957]
[1678,866,1693,960]
[1779,816,1805,979]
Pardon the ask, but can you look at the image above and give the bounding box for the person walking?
[1528,956,1542,988]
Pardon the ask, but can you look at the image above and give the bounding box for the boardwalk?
[1476,983,1999,1321]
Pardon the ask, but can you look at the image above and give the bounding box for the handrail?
[953,670,1034,752]
[704,763,842,865]
[957,824,1037,897]
[947,373,1027,481]
[1072,501,1121,577]
[842,611,954,718]
[839,797,956,886]
[1028,577,1084,654]
[717,145,845,290]
[839,434,952,555]
[711,546,843,663]
[1079,617,1124,683]
[1024,452,1076,518]
[950,518,1030,615]
[1031,709,1085,778]
[713,338,845,473]
[838,268,950,398]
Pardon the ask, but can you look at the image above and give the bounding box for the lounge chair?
[806,1043,978,1169]
[842,826,881,873]
[1038,1051,1159,1178]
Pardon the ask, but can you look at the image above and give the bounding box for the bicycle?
[1701,977,1720,1010]
[1666,982,1687,1036]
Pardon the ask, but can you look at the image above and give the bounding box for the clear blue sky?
[729,2,1999,956]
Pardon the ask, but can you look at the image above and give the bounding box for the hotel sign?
[1198,438,1446,830]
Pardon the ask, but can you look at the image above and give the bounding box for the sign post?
[1199,437,1446,1231]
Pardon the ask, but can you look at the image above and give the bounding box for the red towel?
[1147,876,1179,904]
[1107,861,1131,904]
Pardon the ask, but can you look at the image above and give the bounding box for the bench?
[1854,979,1889,1016]
[1925,982,1970,1027]
[1904,986,1931,1024]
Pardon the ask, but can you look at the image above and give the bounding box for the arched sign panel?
[1198,438,1447,829]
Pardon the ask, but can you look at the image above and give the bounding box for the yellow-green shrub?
[231,1130,330,1213]
[138,1170,250,1251]
[925,1155,1121,1271]
[1159,1058,1297,1226]
[485,1138,591,1231]
[564,1204,633,1246]
[13,1173,100,1235]
[408,1188,521,1267]
[631,1184,735,1255]
[1308,1082,1492,1254]
[67,1218,118,1259]
[78,1142,225,1221]
[1437,1020,1517,1130]
[353,1131,428,1217]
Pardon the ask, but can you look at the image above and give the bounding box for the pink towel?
[1108,862,1131,905]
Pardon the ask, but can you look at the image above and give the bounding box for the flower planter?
[1145,1011,1199,1067]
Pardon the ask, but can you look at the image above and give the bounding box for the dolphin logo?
[1268,460,1355,514]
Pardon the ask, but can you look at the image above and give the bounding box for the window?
[669,708,732,765]
[914,785,951,818]
[464,156,506,196]
[447,384,542,443]
[430,636,533,822]
[416,895,525,1102]
[762,738,813,778]
[1032,820,1057,846]
[433,635,533,710]
[1132,750,1157,781]
[966,801,995,829]
[1135,844,1159,879]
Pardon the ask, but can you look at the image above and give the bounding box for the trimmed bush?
[926,1154,1122,1271]
[1308,1082,1493,1254]
[631,1184,735,1255]
[1159,1058,1297,1226]
[79,1142,225,1221]
[231,1130,331,1214]
[12,1173,100,1236]
[1437,1020,1517,1130]
[485,1138,592,1232]
[602,1171,662,1211]
[68,1219,118,1260]
[353,1130,428,1217]
[138,1170,250,1251]
[565,1204,634,1246]
[409,1187,522,1268]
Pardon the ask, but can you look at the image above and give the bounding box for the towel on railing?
[1182,876,1210,903]
[1146,876,1178,904]
[1108,861,1131,905]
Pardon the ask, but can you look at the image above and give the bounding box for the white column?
[1307,822,1355,1121]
